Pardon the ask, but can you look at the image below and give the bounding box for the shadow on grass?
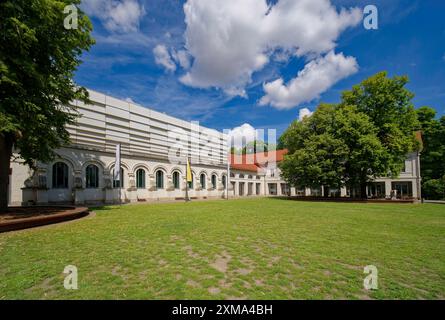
[88,205,123,212]
[266,196,417,204]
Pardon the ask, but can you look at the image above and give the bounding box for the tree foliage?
[341,71,419,176]
[416,106,445,199]
[0,0,94,210]
[280,103,387,196]
[230,140,275,155]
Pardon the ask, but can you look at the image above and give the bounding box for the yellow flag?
[186,157,192,182]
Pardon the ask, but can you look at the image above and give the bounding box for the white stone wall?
[9,147,228,205]
[229,171,267,197]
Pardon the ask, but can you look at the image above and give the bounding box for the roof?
[229,149,288,173]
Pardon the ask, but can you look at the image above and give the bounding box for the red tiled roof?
[229,149,288,172]
[251,149,288,164]
[229,163,259,172]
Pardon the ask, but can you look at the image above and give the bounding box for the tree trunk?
[323,185,329,197]
[359,182,367,199]
[0,133,13,212]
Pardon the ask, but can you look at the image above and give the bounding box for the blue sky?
[75,0,445,137]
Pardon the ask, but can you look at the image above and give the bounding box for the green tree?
[280,72,420,198]
[341,71,420,176]
[280,104,349,196]
[0,0,94,211]
[416,106,445,199]
[422,178,445,200]
[241,140,275,154]
[279,132,348,196]
[280,104,387,197]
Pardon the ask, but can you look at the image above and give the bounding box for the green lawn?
[0,198,444,300]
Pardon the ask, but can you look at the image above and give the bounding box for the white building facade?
[8,90,229,206]
[229,150,422,200]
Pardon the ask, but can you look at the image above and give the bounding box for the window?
[281,183,290,195]
[85,164,99,188]
[136,169,145,189]
[200,173,206,189]
[156,170,164,189]
[248,175,253,179]
[239,174,244,179]
[173,171,180,189]
[268,183,277,195]
[211,174,217,189]
[230,172,235,178]
[188,174,194,189]
[52,162,68,188]
[239,182,245,196]
[113,167,124,188]
[222,175,227,188]
[402,161,408,173]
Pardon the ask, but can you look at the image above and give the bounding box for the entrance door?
[239,182,245,196]
[268,183,277,195]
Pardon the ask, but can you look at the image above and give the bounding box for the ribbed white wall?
[66,89,227,166]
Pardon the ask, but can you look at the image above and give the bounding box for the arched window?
[230,172,235,178]
[222,175,227,188]
[248,175,253,179]
[188,174,194,189]
[136,169,145,189]
[200,173,206,189]
[52,162,68,188]
[156,170,164,189]
[239,174,244,179]
[113,167,124,188]
[85,164,99,188]
[211,174,217,189]
[173,171,180,189]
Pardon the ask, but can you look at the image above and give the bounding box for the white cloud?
[82,0,145,33]
[153,44,176,72]
[172,50,192,70]
[179,0,361,97]
[298,108,314,121]
[227,123,258,148]
[259,51,358,109]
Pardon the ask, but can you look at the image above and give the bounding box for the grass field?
[0,198,444,300]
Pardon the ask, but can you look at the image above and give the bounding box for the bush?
[422,178,445,200]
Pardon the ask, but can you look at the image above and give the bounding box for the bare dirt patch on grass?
[210,251,232,274]
[208,287,221,295]
[183,245,201,260]
[24,277,58,298]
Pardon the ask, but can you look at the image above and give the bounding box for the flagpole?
[185,156,190,202]
[185,157,189,202]
[226,155,230,200]
[115,144,121,206]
